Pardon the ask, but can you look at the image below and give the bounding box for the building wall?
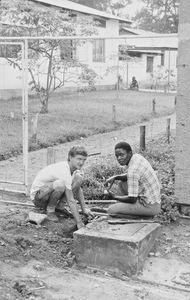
[0,10,120,98]
[0,58,23,99]
[77,18,120,87]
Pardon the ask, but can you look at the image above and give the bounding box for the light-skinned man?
[30,146,91,228]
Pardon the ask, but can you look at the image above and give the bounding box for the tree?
[70,0,132,16]
[133,0,179,33]
[0,0,97,113]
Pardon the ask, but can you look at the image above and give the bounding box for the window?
[161,52,165,66]
[60,40,76,61]
[146,56,154,73]
[93,18,106,28]
[93,39,105,63]
[0,45,19,58]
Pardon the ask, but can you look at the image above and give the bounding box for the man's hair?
[68,146,88,159]
[115,142,132,153]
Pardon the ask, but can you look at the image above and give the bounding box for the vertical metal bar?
[167,48,171,92]
[21,42,25,183]
[116,47,119,99]
[23,39,29,194]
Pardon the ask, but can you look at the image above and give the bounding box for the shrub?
[83,157,124,200]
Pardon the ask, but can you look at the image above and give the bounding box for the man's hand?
[77,221,85,229]
[104,176,116,190]
[83,208,92,216]
[108,191,116,200]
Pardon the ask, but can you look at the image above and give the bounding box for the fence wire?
[0,36,177,194]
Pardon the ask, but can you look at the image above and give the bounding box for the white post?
[167,48,171,92]
[22,39,29,195]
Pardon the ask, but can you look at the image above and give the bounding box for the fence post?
[174,95,177,106]
[152,98,156,114]
[47,147,56,165]
[112,104,116,126]
[140,125,146,151]
[166,118,171,143]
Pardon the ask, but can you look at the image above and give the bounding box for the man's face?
[69,154,87,170]
[115,148,132,166]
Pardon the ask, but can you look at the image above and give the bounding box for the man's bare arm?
[108,191,137,203]
[65,188,84,228]
[75,187,86,214]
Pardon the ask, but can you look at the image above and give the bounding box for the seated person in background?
[130,76,139,90]
[105,142,161,218]
[30,146,91,228]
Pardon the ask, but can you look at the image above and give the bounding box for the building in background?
[0,0,178,98]
[119,27,178,91]
[0,0,131,98]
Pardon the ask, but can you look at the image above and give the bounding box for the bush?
[83,157,124,200]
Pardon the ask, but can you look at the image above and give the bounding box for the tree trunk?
[40,96,49,114]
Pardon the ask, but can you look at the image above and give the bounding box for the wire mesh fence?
[0,35,177,194]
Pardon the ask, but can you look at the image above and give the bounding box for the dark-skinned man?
[105,142,161,218]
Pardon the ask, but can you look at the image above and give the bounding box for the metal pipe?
[0,188,26,194]
[0,42,24,45]
[0,200,34,207]
[168,48,171,92]
[0,180,25,185]
[22,39,29,195]
[0,34,178,41]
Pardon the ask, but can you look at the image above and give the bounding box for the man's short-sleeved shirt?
[30,161,74,201]
[127,153,160,204]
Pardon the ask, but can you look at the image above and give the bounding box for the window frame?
[146,56,154,73]
[92,39,105,63]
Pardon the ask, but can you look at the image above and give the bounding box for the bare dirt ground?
[0,203,190,300]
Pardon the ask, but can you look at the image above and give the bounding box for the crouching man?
[30,146,91,228]
[105,142,161,218]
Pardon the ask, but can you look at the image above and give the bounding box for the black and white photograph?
[1,0,190,299]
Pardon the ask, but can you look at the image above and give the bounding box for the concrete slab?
[137,257,190,292]
[1,259,190,300]
[74,220,161,276]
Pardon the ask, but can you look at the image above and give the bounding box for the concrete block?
[74,221,161,276]
[180,205,190,216]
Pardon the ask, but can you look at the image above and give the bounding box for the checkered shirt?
[127,153,161,204]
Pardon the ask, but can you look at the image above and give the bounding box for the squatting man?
[30,146,91,228]
[105,142,161,218]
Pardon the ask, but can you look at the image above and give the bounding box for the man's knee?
[53,179,66,193]
[107,204,118,216]
[34,192,49,210]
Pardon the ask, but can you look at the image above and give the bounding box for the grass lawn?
[0,89,175,159]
